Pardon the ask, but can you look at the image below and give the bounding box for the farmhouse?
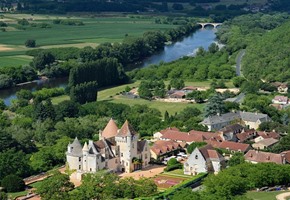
[184,145,225,175]
[66,119,150,180]
[150,140,186,160]
[201,111,271,131]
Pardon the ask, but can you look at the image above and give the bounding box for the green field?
[0,55,32,67]
[0,14,177,67]
[246,191,286,200]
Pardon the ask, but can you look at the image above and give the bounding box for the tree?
[205,93,226,117]
[0,74,13,89]
[1,175,25,192]
[16,89,33,100]
[37,171,74,200]
[228,152,245,167]
[70,81,98,104]
[25,39,36,48]
[208,43,219,54]
[55,100,80,121]
[187,142,207,154]
[170,79,185,90]
[232,77,246,88]
[0,192,7,200]
[33,52,55,71]
[171,188,201,200]
[0,99,6,110]
[0,149,31,180]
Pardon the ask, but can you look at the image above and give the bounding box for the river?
[0,27,217,106]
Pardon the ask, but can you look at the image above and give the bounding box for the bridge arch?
[197,23,222,29]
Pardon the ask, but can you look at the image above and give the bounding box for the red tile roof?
[236,129,256,142]
[150,140,182,156]
[245,150,283,164]
[117,120,137,137]
[160,129,219,143]
[101,118,118,139]
[256,131,280,140]
[220,141,250,152]
[273,95,288,103]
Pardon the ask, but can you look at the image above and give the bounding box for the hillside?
[242,20,290,82]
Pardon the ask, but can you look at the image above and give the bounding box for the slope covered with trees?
[242,20,290,82]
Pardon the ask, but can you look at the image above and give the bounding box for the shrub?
[164,163,182,172]
[0,21,7,27]
[25,39,36,48]
[18,18,29,26]
[167,158,178,166]
[1,175,25,192]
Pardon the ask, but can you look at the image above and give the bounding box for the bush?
[1,175,25,192]
[25,39,36,48]
[167,158,178,166]
[164,163,182,172]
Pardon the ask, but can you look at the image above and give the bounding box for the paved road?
[276,192,290,200]
[236,49,246,76]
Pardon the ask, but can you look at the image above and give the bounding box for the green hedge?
[164,163,182,172]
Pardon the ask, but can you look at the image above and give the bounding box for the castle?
[66,119,150,179]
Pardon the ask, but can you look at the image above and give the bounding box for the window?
[79,165,81,170]
[115,159,118,163]
[79,157,81,162]
[195,155,198,159]
[121,153,123,157]
[126,162,128,166]
[90,168,92,171]
[145,154,148,159]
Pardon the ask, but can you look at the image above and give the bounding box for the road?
[236,49,246,76]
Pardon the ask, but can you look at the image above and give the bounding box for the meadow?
[0,14,177,66]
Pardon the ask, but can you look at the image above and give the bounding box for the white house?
[66,119,150,180]
[184,145,225,175]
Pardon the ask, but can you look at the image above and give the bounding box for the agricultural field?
[0,13,177,66]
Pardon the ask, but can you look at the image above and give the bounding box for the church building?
[66,119,150,179]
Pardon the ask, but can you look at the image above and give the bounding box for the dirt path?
[276,192,290,200]
[119,165,165,180]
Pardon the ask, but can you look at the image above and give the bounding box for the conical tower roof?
[69,137,83,156]
[82,142,89,151]
[117,120,137,137]
[101,118,118,138]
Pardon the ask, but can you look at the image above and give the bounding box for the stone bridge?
[197,23,222,29]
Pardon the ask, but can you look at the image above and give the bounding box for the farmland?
[0,14,177,66]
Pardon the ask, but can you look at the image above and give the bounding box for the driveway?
[276,192,290,200]
[236,49,245,76]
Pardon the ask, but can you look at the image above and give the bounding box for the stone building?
[66,119,150,179]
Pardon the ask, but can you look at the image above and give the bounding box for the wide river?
[0,28,217,106]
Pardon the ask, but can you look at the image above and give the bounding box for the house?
[252,138,279,150]
[169,91,186,99]
[66,119,150,180]
[236,129,257,143]
[244,150,285,164]
[159,128,221,144]
[207,140,251,154]
[201,111,271,131]
[254,131,280,143]
[153,127,180,140]
[272,96,288,105]
[184,144,225,175]
[217,124,244,141]
[271,82,288,94]
[150,140,186,160]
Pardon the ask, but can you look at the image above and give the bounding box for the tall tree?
[204,93,226,117]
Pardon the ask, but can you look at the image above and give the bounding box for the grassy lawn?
[162,169,193,178]
[246,191,286,200]
[7,191,28,200]
[51,95,70,105]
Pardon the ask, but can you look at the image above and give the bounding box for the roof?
[281,151,290,163]
[160,129,219,143]
[117,120,137,137]
[101,118,119,139]
[245,150,283,164]
[137,140,147,153]
[253,138,279,148]
[273,95,288,102]
[159,127,180,135]
[182,86,197,91]
[201,111,270,125]
[256,131,280,140]
[187,144,224,164]
[169,91,185,98]
[150,140,181,156]
[68,137,83,156]
[219,124,244,134]
[218,141,250,152]
[236,129,256,142]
